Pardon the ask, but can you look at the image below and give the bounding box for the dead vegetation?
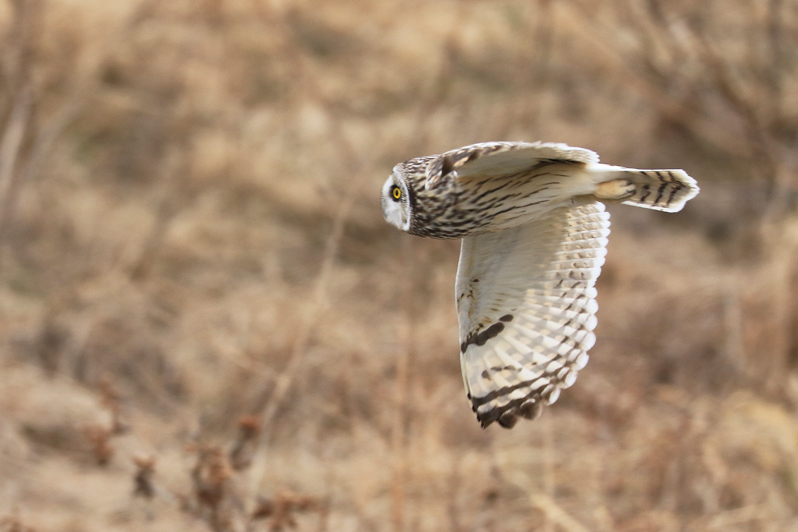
[1,0,798,530]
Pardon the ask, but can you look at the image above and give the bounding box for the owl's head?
[381,171,412,232]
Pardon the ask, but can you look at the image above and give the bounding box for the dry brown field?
[1,1,798,530]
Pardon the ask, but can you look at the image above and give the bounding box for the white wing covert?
[456,200,610,428]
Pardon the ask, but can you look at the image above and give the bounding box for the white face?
[381,173,411,231]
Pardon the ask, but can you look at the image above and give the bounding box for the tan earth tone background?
[1,1,798,531]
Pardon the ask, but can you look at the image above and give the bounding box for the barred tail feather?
[591,165,699,213]
[622,169,699,212]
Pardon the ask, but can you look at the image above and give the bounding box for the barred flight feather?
[456,201,610,428]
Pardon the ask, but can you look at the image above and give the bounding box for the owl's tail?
[589,164,699,213]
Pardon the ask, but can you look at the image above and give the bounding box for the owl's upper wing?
[425,141,599,189]
[456,200,610,428]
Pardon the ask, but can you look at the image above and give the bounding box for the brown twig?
[243,186,353,512]
[129,149,185,281]
[249,184,353,439]
[0,84,32,246]
[191,445,235,531]
[251,491,322,531]
[98,375,128,435]
[83,424,114,466]
[229,415,261,471]
[132,455,157,499]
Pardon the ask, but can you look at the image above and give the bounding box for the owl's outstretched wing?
[425,141,599,189]
[456,200,610,428]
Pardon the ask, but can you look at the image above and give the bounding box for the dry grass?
[1,0,798,530]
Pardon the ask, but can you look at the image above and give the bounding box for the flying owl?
[381,141,699,429]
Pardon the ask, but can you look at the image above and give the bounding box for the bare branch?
[0,84,31,217]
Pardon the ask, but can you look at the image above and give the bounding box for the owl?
[381,141,699,429]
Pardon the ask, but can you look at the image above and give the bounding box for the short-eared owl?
[381,141,699,429]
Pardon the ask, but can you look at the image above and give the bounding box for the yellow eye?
[391,185,402,201]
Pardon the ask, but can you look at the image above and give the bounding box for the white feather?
[456,201,610,427]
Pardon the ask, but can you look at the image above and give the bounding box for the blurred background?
[1,0,798,530]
